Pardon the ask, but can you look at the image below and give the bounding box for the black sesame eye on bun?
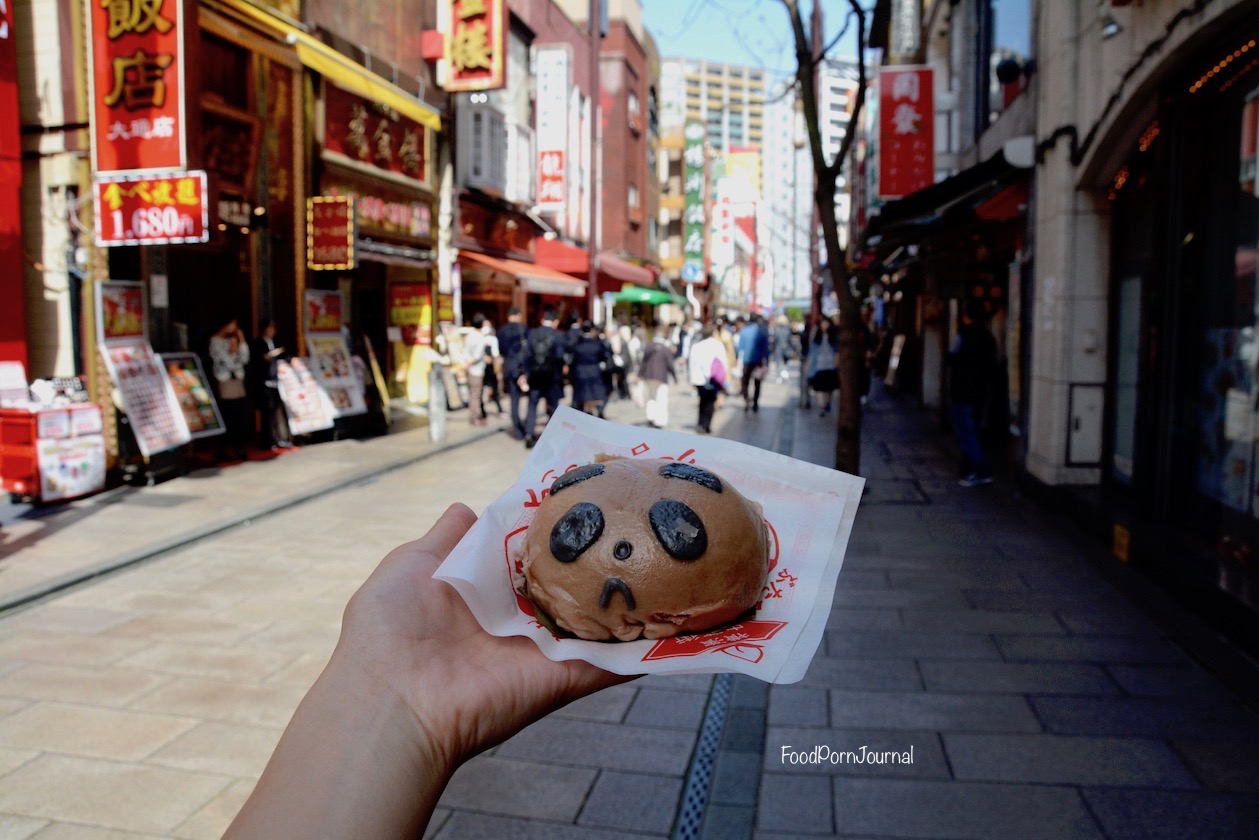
[521,457,770,642]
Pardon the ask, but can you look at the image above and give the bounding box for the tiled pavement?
[0,370,1257,838]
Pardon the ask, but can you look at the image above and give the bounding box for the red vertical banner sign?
[440,0,507,92]
[877,67,934,200]
[0,0,25,367]
[86,0,187,174]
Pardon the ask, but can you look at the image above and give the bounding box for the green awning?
[611,284,684,305]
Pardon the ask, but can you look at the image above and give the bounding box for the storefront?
[456,195,584,327]
[1097,19,1259,650]
[314,82,439,406]
[151,9,303,361]
[856,146,1031,412]
[534,237,659,325]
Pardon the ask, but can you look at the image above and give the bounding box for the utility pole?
[586,0,601,322]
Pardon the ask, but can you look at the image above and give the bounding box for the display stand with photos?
[96,282,192,486]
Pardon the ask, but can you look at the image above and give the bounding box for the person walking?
[567,321,612,416]
[639,320,678,428]
[948,300,999,487]
[496,307,529,439]
[522,308,567,447]
[481,320,504,419]
[806,317,840,416]
[249,317,292,450]
[209,317,252,461]
[737,314,771,413]
[772,316,793,381]
[462,313,489,426]
[687,323,727,435]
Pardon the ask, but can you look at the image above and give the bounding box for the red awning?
[597,253,653,288]
[534,238,654,294]
[534,238,589,274]
[459,251,587,297]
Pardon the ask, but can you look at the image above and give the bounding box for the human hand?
[226,505,631,839]
[334,504,632,770]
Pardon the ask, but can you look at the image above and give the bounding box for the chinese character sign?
[324,85,429,185]
[683,121,707,283]
[87,0,187,174]
[93,170,209,246]
[307,196,356,270]
[442,0,506,92]
[877,67,934,199]
[535,46,569,212]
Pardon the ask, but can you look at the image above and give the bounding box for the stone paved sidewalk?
[0,371,1256,839]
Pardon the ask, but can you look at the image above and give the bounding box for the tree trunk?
[779,0,868,476]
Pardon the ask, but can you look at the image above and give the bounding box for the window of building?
[628,183,639,208]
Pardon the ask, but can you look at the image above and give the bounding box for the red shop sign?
[307,196,356,270]
[324,84,429,185]
[878,66,934,200]
[441,0,506,92]
[86,0,187,174]
[93,170,209,246]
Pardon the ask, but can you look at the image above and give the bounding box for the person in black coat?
[948,300,998,487]
[568,321,612,415]
[250,318,292,450]
[495,307,529,440]
[522,308,568,448]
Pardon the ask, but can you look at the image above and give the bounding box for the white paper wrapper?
[434,405,864,684]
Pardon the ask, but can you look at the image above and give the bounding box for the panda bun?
[521,457,770,641]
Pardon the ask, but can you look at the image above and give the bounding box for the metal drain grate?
[670,672,733,840]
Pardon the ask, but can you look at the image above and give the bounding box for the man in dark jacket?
[522,308,568,448]
[947,300,998,487]
[496,307,529,440]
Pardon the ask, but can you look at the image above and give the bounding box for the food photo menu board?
[160,352,225,439]
[304,290,367,418]
[276,357,337,436]
[96,281,191,457]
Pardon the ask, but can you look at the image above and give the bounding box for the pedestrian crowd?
[459,306,890,445]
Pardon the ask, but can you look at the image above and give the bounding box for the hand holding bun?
[522,457,770,641]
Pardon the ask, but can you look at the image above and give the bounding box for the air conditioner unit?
[458,103,508,196]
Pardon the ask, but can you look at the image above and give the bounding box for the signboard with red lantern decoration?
[85,0,188,175]
[307,196,356,270]
[93,170,209,246]
[877,66,934,199]
[439,0,506,92]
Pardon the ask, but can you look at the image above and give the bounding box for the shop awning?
[209,0,442,131]
[459,251,587,298]
[534,239,656,291]
[611,284,686,306]
[598,254,654,287]
[858,142,1032,262]
[535,238,589,274]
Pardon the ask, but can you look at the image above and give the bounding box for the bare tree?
[776,0,868,476]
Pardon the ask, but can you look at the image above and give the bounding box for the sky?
[640,0,862,81]
[641,1,1033,76]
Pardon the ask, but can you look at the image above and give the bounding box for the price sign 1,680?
[93,171,211,247]
[115,207,197,241]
